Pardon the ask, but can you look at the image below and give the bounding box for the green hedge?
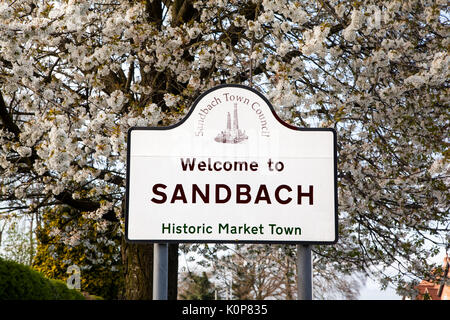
[0,257,85,300]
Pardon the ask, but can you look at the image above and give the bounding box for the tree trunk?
[120,238,179,300]
[121,239,154,299]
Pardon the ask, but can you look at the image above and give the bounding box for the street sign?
[126,84,337,243]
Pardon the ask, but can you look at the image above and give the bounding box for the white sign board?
[126,85,337,243]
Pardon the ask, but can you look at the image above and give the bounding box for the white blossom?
[16,146,32,157]
[404,75,425,88]
[163,93,179,107]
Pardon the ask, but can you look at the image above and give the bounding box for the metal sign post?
[297,244,313,300]
[153,243,168,300]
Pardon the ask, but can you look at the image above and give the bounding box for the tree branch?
[0,91,20,138]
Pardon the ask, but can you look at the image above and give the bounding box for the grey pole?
[297,244,313,300]
[153,243,168,300]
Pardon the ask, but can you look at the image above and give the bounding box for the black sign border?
[125,84,338,245]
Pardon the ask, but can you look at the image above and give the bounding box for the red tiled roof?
[416,281,442,300]
[415,255,450,300]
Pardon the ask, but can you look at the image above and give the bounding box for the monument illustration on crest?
[214,103,248,144]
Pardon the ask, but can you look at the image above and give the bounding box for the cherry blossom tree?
[0,0,448,298]
[204,244,366,300]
